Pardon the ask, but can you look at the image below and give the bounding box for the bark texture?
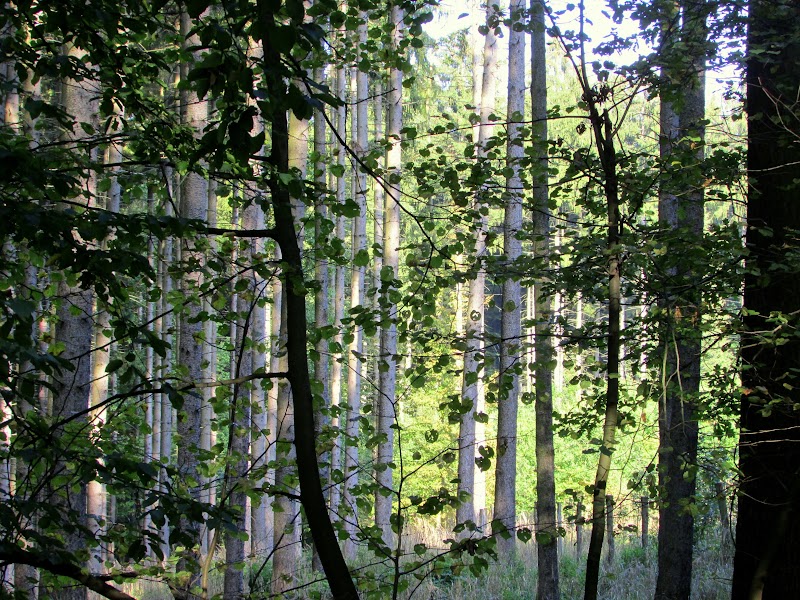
[375,3,404,545]
[530,1,559,597]
[494,0,525,558]
[258,4,359,597]
[655,2,706,598]
[49,41,99,600]
[732,2,800,598]
[343,23,369,557]
[172,12,209,598]
[457,0,495,530]
[583,30,622,600]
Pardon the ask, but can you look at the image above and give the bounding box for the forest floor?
[418,535,732,600]
[123,527,732,599]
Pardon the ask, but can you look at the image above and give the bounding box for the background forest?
[1,0,798,598]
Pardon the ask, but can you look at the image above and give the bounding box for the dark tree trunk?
[583,108,621,600]
[732,2,800,598]
[655,2,706,599]
[258,3,359,598]
[530,1,558,597]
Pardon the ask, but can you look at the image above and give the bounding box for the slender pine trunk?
[494,0,525,558]
[530,2,559,597]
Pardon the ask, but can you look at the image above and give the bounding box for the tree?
[494,0,525,558]
[732,1,800,597]
[530,1,559,598]
[342,13,369,558]
[328,61,348,523]
[255,2,359,597]
[0,0,766,597]
[49,42,97,600]
[655,1,707,598]
[271,70,310,598]
[0,0,364,597]
[375,0,404,547]
[457,0,496,533]
[557,6,624,597]
[172,11,210,597]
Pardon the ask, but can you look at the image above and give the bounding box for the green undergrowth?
[119,529,731,599]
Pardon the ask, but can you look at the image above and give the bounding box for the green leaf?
[353,249,370,267]
[105,359,124,373]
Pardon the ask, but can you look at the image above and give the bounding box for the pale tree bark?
[249,131,270,564]
[1,20,20,132]
[223,200,261,596]
[343,18,369,557]
[375,2,404,546]
[271,96,311,595]
[328,64,348,519]
[494,0,525,558]
[655,2,706,599]
[531,1,558,597]
[200,178,218,557]
[311,62,330,574]
[266,275,282,555]
[237,40,267,563]
[86,138,123,575]
[1,26,19,130]
[249,258,269,558]
[246,44,270,558]
[370,72,383,469]
[159,175,176,562]
[457,0,495,531]
[271,279,302,596]
[172,11,209,597]
[371,76,384,381]
[144,188,158,548]
[49,41,99,600]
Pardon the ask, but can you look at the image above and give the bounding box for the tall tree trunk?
[312,68,330,459]
[159,176,176,562]
[328,63,348,518]
[271,273,302,596]
[144,187,158,551]
[343,19,369,558]
[530,2,559,597]
[581,10,623,597]
[223,201,260,596]
[257,5,359,596]
[200,178,218,557]
[271,98,310,595]
[266,274,282,553]
[375,3,403,546]
[732,2,800,598]
[86,138,123,574]
[655,2,706,599]
[250,223,269,556]
[172,11,209,597]
[13,55,41,597]
[457,0,495,531]
[310,61,330,574]
[494,0,525,558]
[250,292,269,558]
[49,41,98,600]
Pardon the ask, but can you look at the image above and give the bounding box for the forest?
[0,0,799,598]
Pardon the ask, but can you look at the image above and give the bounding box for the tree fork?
[583,104,621,600]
